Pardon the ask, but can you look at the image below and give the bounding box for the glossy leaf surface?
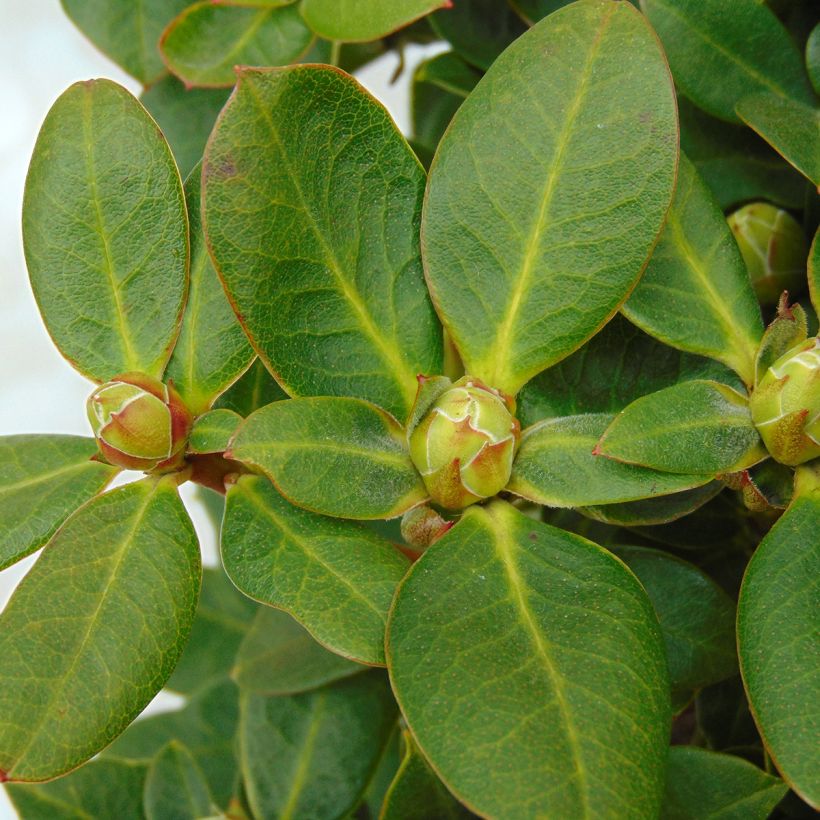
[0,435,115,571]
[188,409,243,455]
[239,672,398,819]
[204,66,441,419]
[233,607,362,695]
[23,80,188,383]
[222,475,409,665]
[737,483,820,807]
[623,155,763,385]
[388,501,670,817]
[161,3,313,87]
[144,742,217,820]
[166,169,254,415]
[229,397,426,519]
[301,0,447,41]
[640,0,815,123]
[509,414,709,507]
[0,479,200,782]
[423,0,677,396]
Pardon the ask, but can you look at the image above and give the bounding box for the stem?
[329,40,341,67]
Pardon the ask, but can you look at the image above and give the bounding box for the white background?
[0,2,437,815]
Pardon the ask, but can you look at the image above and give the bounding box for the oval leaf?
[144,742,217,820]
[301,0,448,41]
[229,397,427,519]
[737,483,820,807]
[203,65,442,420]
[239,672,398,819]
[640,0,815,123]
[222,475,409,665]
[422,0,677,396]
[188,409,243,455]
[161,3,313,88]
[623,155,763,386]
[508,414,710,507]
[0,478,201,782]
[166,168,254,415]
[0,435,115,571]
[388,500,671,817]
[596,381,766,475]
[23,80,188,383]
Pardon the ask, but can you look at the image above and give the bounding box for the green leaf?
[597,380,766,475]
[222,475,409,665]
[60,0,189,84]
[423,0,678,395]
[166,168,254,415]
[141,77,230,179]
[640,0,815,123]
[0,478,201,782]
[188,409,243,455]
[623,155,763,386]
[616,547,737,709]
[239,672,398,819]
[429,0,527,71]
[810,228,820,317]
[23,79,188,383]
[232,607,362,695]
[754,302,808,387]
[736,93,820,188]
[695,676,760,753]
[203,66,442,420]
[508,413,710,507]
[0,435,115,571]
[387,500,671,817]
[808,24,820,95]
[144,742,218,820]
[167,566,257,695]
[517,315,744,428]
[229,397,427,519]
[737,483,820,808]
[6,758,147,820]
[662,747,788,820]
[106,678,239,810]
[160,3,313,88]
[214,358,288,416]
[512,0,640,24]
[301,0,447,41]
[381,731,473,820]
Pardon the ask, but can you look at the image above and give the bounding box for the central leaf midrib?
[243,79,416,411]
[0,459,100,498]
[250,438,412,469]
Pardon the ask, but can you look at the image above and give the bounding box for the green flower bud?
[87,372,193,473]
[727,202,808,306]
[750,337,820,466]
[409,376,520,510]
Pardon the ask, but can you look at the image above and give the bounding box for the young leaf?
[387,501,670,818]
[222,475,409,665]
[214,358,288,417]
[60,0,189,84]
[144,742,218,820]
[0,478,201,782]
[301,0,448,42]
[640,0,815,123]
[596,381,766,475]
[0,435,115,571]
[616,547,738,710]
[423,0,677,396]
[736,93,820,188]
[623,155,763,386]
[165,168,254,415]
[23,80,188,383]
[188,409,243,455]
[166,566,257,696]
[6,758,147,820]
[233,607,362,695]
[508,413,710,508]
[663,747,788,820]
[381,731,473,820]
[203,66,442,420]
[239,673,398,819]
[229,397,427,519]
[737,475,820,808]
[160,3,313,88]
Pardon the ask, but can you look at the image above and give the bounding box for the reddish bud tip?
[591,443,602,456]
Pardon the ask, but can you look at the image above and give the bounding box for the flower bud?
[727,202,808,306]
[409,377,519,510]
[400,505,453,549]
[750,337,820,465]
[87,372,193,472]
